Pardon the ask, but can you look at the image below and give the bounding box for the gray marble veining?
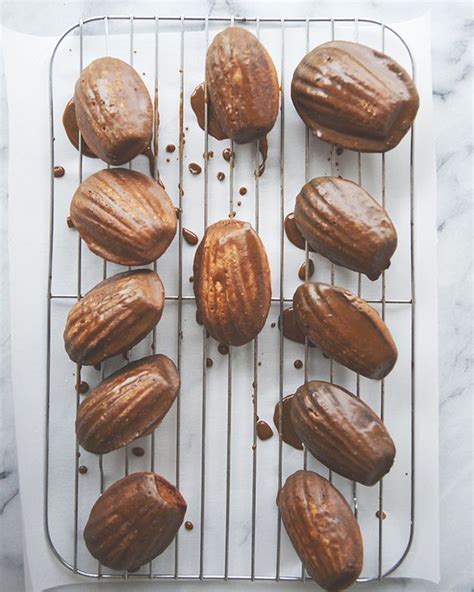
[0,1,472,591]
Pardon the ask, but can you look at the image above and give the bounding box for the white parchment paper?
[4,12,439,592]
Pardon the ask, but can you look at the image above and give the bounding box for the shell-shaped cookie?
[70,168,176,266]
[76,355,179,454]
[291,41,419,152]
[294,176,397,280]
[84,472,186,571]
[193,219,271,346]
[293,282,397,379]
[277,470,363,591]
[292,381,396,485]
[64,270,164,365]
[74,57,153,165]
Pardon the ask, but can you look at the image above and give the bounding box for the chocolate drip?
[273,394,303,450]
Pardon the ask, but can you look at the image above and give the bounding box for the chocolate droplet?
[132,446,145,457]
[217,171,225,181]
[166,144,176,153]
[54,165,65,178]
[188,162,202,175]
[256,420,273,441]
[182,228,199,246]
[184,521,194,530]
[218,344,229,355]
[294,359,303,369]
[78,465,88,474]
[298,259,315,281]
[76,381,89,394]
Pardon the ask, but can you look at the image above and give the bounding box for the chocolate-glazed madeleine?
[278,470,363,591]
[205,27,279,143]
[293,282,397,379]
[64,270,164,365]
[70,168,177,266]
[84,472,186,571]
[291,41,419,152]
[294,176,397,280]
[193,219,271,346]
[62,98,97,158]
[74,57,153,165]
[76,355,179,454]
[292,381,396,485]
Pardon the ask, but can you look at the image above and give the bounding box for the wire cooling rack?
[46,15,415,583]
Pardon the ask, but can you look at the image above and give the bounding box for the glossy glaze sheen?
[76,355,179,454]
[64,270,164,365]
[84,472,186,571]
[193,219,271,346]
[205,27,279,143]
[292,381,396,485]
[277,470,363,591]
[295,176,397,280]
[291,41,419,152]
[294,282,397,379]
[74,57,153,165]
[70,168,177,266]
[62,98,97,158]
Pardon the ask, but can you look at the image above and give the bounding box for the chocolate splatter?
[256,420,273,441]
[298,259,315,281]
[183,228,199,245]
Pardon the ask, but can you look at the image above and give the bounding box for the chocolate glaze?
[142,145,157,178]
[256,420,273,440]
[298,259,315,281]
[196,309,203,325]
[190,82,228,141]
[182,228,199,246]
[278,307,315,347]
[67,216,74,229]
[217,172,225,181]
[62,98,98,158]
[284,212,315,251]
[188,162,202,175]
[222,148,233,162]
[273,395,303,450]
[54,165,65,178]
[132,446,145,457]
[184,521,194,530]
[239,187,247,196]
[218,344,229,355]
[166,144,176,153]
[78,465,88,474]
[255,136,268,177]
[294,359,303,369]
[76,381,89,394]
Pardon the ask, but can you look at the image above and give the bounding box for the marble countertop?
[0,1,472,591]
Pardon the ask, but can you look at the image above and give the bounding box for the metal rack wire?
[46,15,415,583]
